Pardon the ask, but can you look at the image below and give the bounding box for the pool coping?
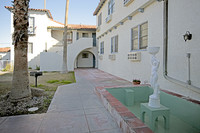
[95,85,200,133]
[95,85,154,133]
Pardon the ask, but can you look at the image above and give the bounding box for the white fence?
[0,60,11,71]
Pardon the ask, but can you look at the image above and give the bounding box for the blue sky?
[0,0,99,47]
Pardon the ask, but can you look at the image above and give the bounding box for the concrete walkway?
[0,69,132,133]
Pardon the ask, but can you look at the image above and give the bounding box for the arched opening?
[76,51,96,68]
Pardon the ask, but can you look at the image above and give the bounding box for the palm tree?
[61,0,69,73]
[9,0,31,101]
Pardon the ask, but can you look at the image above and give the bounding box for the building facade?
[94,0,200,101]
[6,6,97,71]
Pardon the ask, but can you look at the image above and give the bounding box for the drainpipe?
[162,0,200,93]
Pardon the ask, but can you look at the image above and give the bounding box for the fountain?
[147,46,160,108]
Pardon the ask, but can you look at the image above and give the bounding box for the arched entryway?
[76,51,96,68]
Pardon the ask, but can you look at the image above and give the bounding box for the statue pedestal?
[148,94,160,108]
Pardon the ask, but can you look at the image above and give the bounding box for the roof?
[93,0,106,16]
[48,24,96,30]
[5,6,96,30]
[5,6,53,19]
[0,47,10,53]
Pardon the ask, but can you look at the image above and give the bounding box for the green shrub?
[59,80,72,84]
[2,63,12,72]
[35,65,40,70]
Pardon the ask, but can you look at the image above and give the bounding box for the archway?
[76,51,96,68]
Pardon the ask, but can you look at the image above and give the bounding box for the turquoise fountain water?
[106,86,200,133]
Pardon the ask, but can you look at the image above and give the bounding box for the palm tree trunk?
[61,0,69,73]
[10,0,31,101]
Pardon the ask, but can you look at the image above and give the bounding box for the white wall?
[67,37,95,71]
[97,1,162,83]
[77,52,94,68]
[96,0,200,101]
[0,52,10,60]
[10,10,63,69]
[40,52,62,71]
[159,0,200,99]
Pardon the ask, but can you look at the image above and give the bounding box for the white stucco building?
[5,6,97,71]
[0,47,11,70]
[0,47,10,60]
[93,0,200,101]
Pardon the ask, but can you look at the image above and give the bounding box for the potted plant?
[133,79,141,85]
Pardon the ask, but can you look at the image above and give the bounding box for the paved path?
[0,69,132,133]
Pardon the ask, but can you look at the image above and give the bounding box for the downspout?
[162,0,200,93]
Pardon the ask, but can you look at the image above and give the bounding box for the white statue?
[150,55,160,98]
[147,46,160,108]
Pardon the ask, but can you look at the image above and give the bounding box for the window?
[100,41,104,54]
[108,0,114,15]
[111,35,118,53]
[67,32,72,44]
[0,55,2,60]
[131,22,148,50]
[76,32,79,40]
[98,13,102,26]
[28,17,35,34]
[82,53,88,58]
[82,33,89,38]
[28,43,33,54]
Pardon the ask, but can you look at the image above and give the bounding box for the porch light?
[183,31,192,42]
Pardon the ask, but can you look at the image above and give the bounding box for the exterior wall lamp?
[183,31,192,42]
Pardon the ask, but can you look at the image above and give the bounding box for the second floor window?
[108,0,114,15]
[28,17,35,34]
[131,22,148,50]
[111,35,118,53]
[100,41,104,54]
[98,13,102,26]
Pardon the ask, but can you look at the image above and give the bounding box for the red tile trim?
[94,85,153,133]
[161,89,200,105]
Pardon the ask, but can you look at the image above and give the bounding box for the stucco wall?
[0,52,10,60]
[97,1,162,83]
[10,10,63,69]
[96,0,200,101]
[77,52,94,68]
[40,52,62,71]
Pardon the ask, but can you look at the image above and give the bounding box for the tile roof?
[93,0,106,16]
[5,6,53,19]
[5,6,96,30]
[0,47,10,52]
[48,24,96,30]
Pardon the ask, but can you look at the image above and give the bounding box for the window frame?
[131,22,148,51]
[28,17,35,35]
[28,42,33,54]
[108,0,114,16]
[100,41,104,54]
[111,35,118,53]
[82,53,89,58]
